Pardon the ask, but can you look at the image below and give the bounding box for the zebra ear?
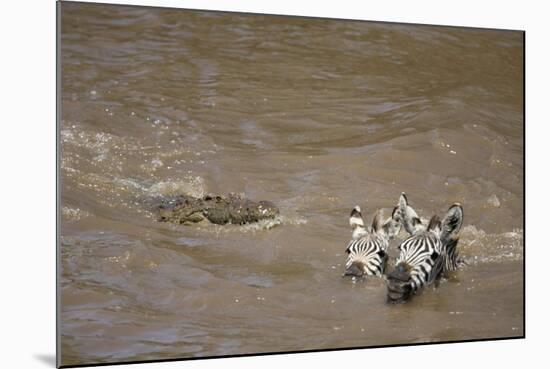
[392,205,399,219]
[371,209,384,233]
[350,206,367,239]
[398,192,423,235]
[382,206,402,239]
[349,206,365,229]
[441,203,463,243]
[398,192,408,210]
[427,215,442,234]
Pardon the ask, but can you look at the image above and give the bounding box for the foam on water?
[228,214,308,233]
[61,206,91,222]
[146,177,205,198]
[458,224,523,265]
[162,214,308,236]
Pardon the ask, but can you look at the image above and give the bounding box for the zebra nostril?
[343,263,364,278]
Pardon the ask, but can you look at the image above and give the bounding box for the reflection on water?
[59,2,524,366]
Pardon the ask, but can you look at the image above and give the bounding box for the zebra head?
[396,192,425,235]
[386,215,443,303]
[385,202,465,303]
[343,208,401,278]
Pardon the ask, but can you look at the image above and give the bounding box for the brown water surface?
[59,3,524,366]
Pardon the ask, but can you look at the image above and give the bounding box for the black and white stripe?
[344,206,401,278]
[395,227,444,289]
[443,238,460,271]
[387,195,465,302]
[386,216,445,302]
[396,193,464,273]
[345,235,389,277]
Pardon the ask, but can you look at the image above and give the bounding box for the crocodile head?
[157,195,206,224]
[224,198,280,225]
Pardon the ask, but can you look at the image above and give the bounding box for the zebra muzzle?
[386,281,412,303]
[386,264,413,303]
[343,263,365,278]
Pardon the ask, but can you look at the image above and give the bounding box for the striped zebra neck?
[443,237,461,272]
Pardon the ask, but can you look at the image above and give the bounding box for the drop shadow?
[34,353,57,367]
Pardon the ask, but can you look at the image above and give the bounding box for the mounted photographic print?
[57,1,524,367]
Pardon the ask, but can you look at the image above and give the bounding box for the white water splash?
[184,214,309,236]
[235,215,307,233]
[459,225,523,265]
[146,177,206,198]
[61,206,91,222]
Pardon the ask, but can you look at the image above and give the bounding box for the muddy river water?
[59,3,524,366]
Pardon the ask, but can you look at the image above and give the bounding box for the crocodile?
[155,193,279,225]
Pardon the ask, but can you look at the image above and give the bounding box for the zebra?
[386,193,464,303]
[396,192,464,272]
[343,204,401,278]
